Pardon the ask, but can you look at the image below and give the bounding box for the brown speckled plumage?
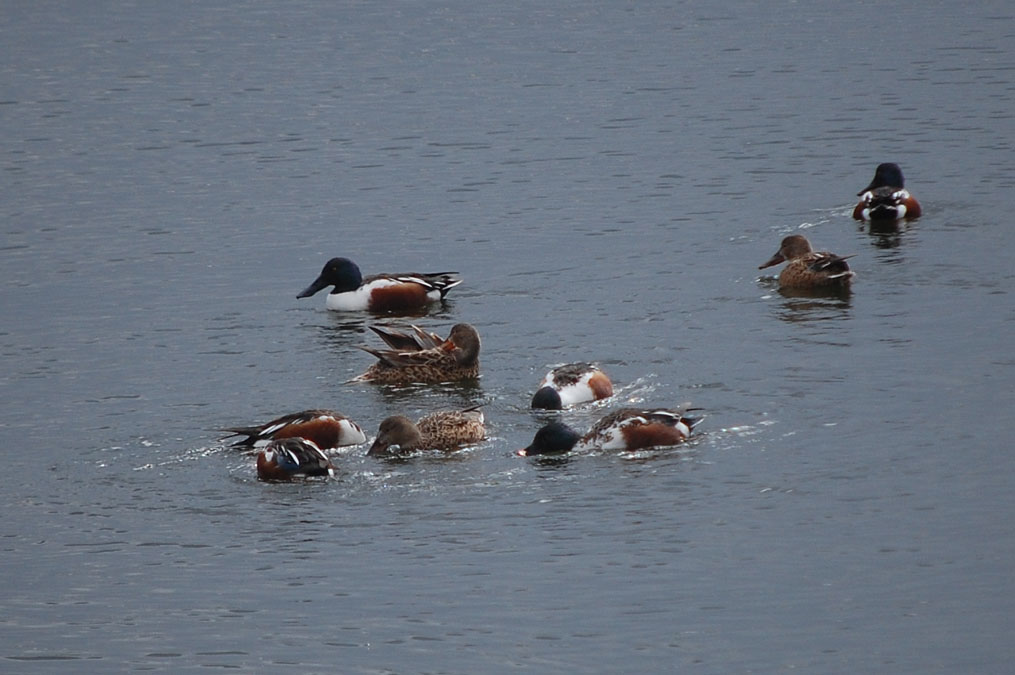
[354,323,481,384]
[367,407,486,456]
[758,234,854,290]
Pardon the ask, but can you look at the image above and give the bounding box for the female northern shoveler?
[852,162,922,222]
[297,257,462,312]
[367,406,486,457]
[353,323,481,384]
[220,409,366,450]
[758,234,855,290]
[518,407,702,456]
[530,363,614,410]
[256,437,336,481]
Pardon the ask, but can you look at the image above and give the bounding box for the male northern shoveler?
[516,421,582,456]
[297,257,462,312]
[852,162,922,222]
[758,234,855,290]
[367,406,486,457]
[220,409,367,450]
[518,407,703,456]
[531,363,614,410]
[353,323,481,384]
[256,437,336,481]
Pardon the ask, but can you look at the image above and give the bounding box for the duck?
[367,406,486,457]
[297,257,462,312]
[530,363,613,409]
[353,323,481,384]
[256,437,336,481]
[220,409,366,450]
[758,234,854,290]
[518,407,703,456]
[852,162,922,222]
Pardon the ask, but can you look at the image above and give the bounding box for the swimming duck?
[367,407,486,457]
[220,409,366,450]
[852,162,922,222]
[531,363,614,410]
[518,407,703,456]
[297,257,462,312]
[353,323,481,384]
[758,234,854,290]
[256,437,336,481]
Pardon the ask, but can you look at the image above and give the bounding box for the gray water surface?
[3,2,1014,672]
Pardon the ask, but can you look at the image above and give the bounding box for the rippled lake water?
[3,1,1014,672]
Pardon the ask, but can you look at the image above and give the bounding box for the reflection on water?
[353,378,487,405]
[757,278,853,326]
[868,230,905,249]
[858,218,911,248]
[775,289,852,320]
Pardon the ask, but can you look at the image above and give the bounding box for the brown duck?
[354,323,481,384]
[759,234,854,290]
[367,407,486,456]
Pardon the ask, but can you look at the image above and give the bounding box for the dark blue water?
[3,1,1014,672]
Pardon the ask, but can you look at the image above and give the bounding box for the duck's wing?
[358,343,456,369]
[368,324,446,351]
[219,409,334,446]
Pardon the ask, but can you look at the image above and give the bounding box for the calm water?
[3,1,1014,672]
